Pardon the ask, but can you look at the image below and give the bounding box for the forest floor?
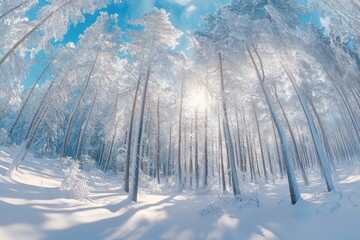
[1,146,360,240]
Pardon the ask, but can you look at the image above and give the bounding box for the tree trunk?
[24,73,66,150]
[10,53,57,135]
[282,63,335,192]
[177,80,184,192]
[201,108,208,188]
[274,86,309,186]
[0,0,72,66]
[15,79,59,167]
[0,1,30,20]
[271,117,284,179]
[25,78,55,141]
[183,126,188,186]
[266,142,274,178]
[75,92,97,159]
[322,64,360,146]
[104,94,122,171]
[218,113,226,192]
[61,53,98,157]
[235,107,244,172]
[194,107,200,191]
[308,97,336,170]
[124,72,142,193]
[218,52,241,196]
[189,121,193,188]
[129,65,151,202]
[167,122,172,178]
[156,99,161,184]
[252,100,268,183]
[248,48,300,204]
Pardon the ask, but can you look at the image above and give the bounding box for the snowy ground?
[1,146,360,240]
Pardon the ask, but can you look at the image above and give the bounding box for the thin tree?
[247,47,300,204]
[61,52,99,157]
[252,100,268,183]
[9,53,57,135]
[308,96,336,170]
[129,66,151,202]
[189,121,194,188]
[218,52,241,196]
[274,86,309,186]
[201,108,208,188]
[167,122,173,179]
[195,107,200,190]
[282,63,336,192]
[75,92,97,159]
[0,1,31,20]
[123,72,142,193]
[104,94,121,172]
[218,112,226,192]
[177,79,184,192]
[156,99,161,184]
[0,0,73,66]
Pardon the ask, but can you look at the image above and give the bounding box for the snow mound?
[201,192,260,216]
[60,157,89,200]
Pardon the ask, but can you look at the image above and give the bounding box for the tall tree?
[126,8,182,202]
[282,64,336,192]
[248,47,301,204]
[219,53,241,196]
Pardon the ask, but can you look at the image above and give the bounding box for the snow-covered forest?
[1,0,360,239]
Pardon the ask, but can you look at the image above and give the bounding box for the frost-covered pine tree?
[125,8,182,202]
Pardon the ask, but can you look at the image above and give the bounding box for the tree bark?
[124,72,142,193]
[129,65,151,202]
[194,107,200,191]
[10,54,57,136]
[75,92,97,159]
[218,52,241,196]
[282,63,335,192]
[167,122,172,178]
[252,100,268,183]
[248,47,300,204]
[156,99,161,184]
[0,1,30,20]
[61,52,98,157]
[218,113,226,192]
[201,108,208,188]
[25,79,55,141]
[177,80,184,192]
[104,96,121,172]
[274,86,309,186]
[189,121,193,188]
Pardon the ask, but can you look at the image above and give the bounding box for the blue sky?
[28,0,323,50]
[24,0,323,87]
[61,0,230,50]
[25,0,229,87]
[25,0,325,51]
[60,0,323,50]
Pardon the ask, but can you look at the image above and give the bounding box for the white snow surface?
[1,146,360,240]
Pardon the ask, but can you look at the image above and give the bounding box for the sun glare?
[189,89,209,109]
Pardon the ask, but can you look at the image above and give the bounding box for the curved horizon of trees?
[1,0,360,204]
